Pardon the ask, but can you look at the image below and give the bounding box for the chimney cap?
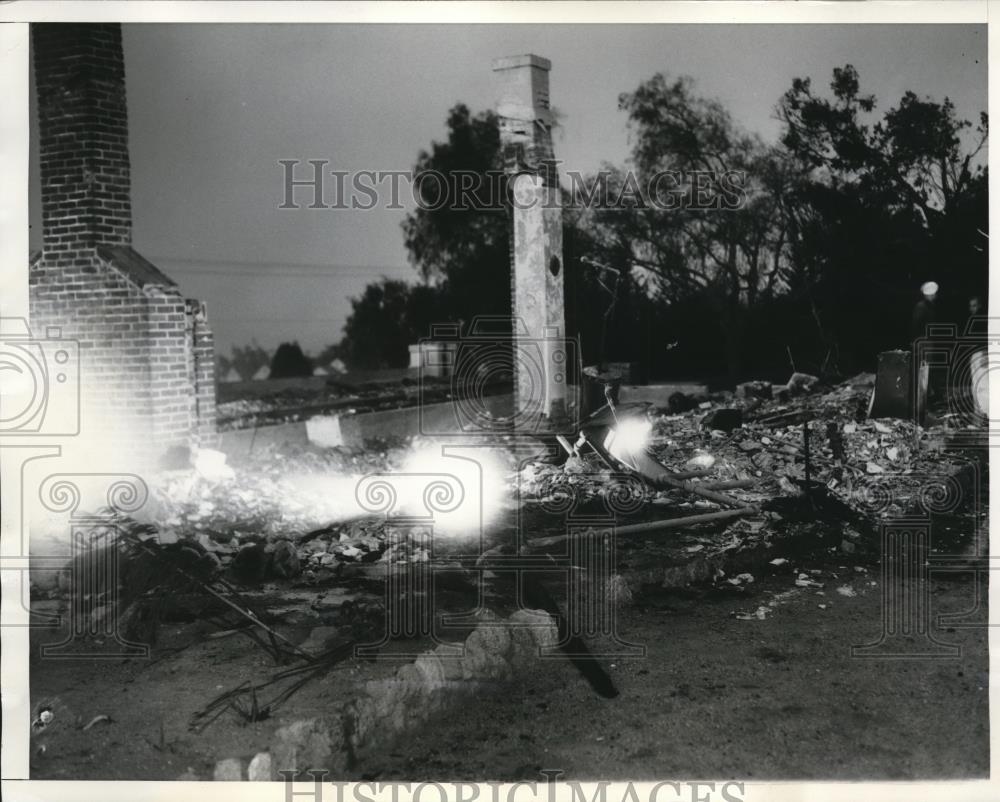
[491,54,551,72]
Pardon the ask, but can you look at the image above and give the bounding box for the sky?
[28,24,987,356]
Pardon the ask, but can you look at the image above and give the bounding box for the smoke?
[26,438,513,561]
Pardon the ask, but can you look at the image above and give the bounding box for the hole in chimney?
[549,256,561,277]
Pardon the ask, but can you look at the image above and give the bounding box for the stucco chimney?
[492,54,568,426]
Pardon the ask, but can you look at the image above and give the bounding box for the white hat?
[920,281,939,297]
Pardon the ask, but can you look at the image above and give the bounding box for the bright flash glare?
[395,443,508,537]
[270,444,510,539]
[284,472,366,523]
[606,417,653,462]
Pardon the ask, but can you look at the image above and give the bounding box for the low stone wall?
[213,609,559,780]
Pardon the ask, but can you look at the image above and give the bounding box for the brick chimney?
[34,23,132,258]
[29,23,217,467]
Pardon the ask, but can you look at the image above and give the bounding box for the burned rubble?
[519,372,980,583]
[27,365,986,780]
[20,30,988,784]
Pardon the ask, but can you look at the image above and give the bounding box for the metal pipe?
[803,421,811,486]
[697,479,757,491]
[615,507,758,536]
[667,468,714,480]
[526,506,758,548]
[651,471,747,509]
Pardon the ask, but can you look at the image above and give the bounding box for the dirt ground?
[28,560,988,781]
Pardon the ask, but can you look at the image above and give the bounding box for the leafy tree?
[269,341,313,379]
[402,104,513,324]
[777,65,988,371]
[780,66,987,218]
[591,74,797,381]
[336,68,986,384]
[339,279,444,369]
[337,105,513,370]
[228,340,270,381]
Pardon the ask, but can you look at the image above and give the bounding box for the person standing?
[911,281,939,342]
[911,281,940,412]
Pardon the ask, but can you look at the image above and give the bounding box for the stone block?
[736,381,772,400]
[298,626,340,655]
[433,643,466,681]
[271,718,341,778]
[305,415,345,448]
[786,372,820,396]
[412,652,451,713]
[869,351,917,419]
[268,540,301,579]
[509,608,559,651]
[212,757,243,781]
[462,622,514,681]
[413,652,448,690]
[247,751,273,781]
[508,622,540,671]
